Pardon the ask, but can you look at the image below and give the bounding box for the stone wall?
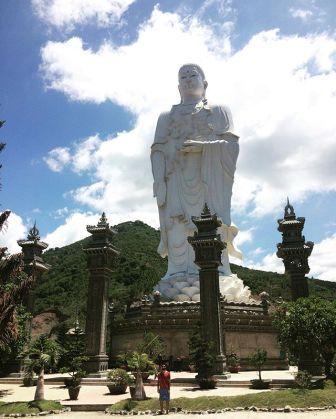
[110,300,288,370]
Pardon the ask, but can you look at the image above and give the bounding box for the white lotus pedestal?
[155,273,251,304]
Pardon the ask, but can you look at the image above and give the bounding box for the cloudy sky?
[1,0,336,281]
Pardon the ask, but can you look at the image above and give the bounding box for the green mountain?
[34,220,336,323]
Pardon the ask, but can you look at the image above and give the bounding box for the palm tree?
[0,216,35,350]
[24,335,61,401]
[126,351,156,400]
[0,121,38,364]
[0,133,35,350]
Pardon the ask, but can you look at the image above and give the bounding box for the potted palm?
[226,352,240,373]
[126,351,156,400]
[136,332,166,380]
[249,348,270,389]
[60,355,88,400]
[107,368,133,394]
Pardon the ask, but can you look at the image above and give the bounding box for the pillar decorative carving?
[18,222,50,311]
[188,204,227,376]
[277,199,314,301]
[84,213,118,375]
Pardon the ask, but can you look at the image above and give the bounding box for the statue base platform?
[110,299,288,371]
[155,273,252,304]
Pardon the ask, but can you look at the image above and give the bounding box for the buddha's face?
[178,66,207,102]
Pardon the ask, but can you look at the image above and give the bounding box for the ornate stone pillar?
[18,222,50,312]
[277,200,322,375]
[84,213,118,376]
[276,199,314,301]
[8,223,50,376]
[188,204,227,376]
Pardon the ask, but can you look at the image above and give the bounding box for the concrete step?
[65,404,110,412]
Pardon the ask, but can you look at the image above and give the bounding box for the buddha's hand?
[153,181,166,207]
[180,140,203,153]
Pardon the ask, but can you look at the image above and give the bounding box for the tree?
[136,331,166,361]
[125,351,156,400]
[24,335,60,401]
[273,297,336,377]
[248,348,267,381]
[189,326,216,379]
[0,121,35,352]
[58,327,87,388]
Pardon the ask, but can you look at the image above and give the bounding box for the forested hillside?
[34,220,336,323]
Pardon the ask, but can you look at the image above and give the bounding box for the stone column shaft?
[199,268,223,358]
[85,271,109,356]
[289,271,309,300]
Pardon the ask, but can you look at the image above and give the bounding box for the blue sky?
[1,0,336,281]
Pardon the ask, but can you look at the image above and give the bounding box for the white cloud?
[248,252,283,274]
[39,7,336,280]
[32,0,135,30]
[40,9,336,222]
[0,212,27,254]
[51,207,69,219]
[234,228,253,248]
[246,232,336,282]
[310,233,336,281]
[43,212,98,248]
[249,247,265,257]
[43,147,71,172]
[289,8,313,21]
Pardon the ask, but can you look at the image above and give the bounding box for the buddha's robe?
[151,100,241,282]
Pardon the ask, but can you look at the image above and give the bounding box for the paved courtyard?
[0,382,270,405]
[3,368,327,418]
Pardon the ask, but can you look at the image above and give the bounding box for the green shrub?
[107,368,133,386]
[295,370,313,390]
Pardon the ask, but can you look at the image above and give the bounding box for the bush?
[107,368,133,386]
[273,297,336,375]
[226,352,240,367]
[198,377,217,389]
[295,370,313,390]
[124,352,156,374]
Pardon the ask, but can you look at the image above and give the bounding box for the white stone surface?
[155,273,251,303]
[219,274,252,303]
[151,63,251,302]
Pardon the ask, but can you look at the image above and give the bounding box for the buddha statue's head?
[178,64,208,104]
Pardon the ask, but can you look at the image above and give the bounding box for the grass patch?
[108,381,336,412]
[0,400,62,414]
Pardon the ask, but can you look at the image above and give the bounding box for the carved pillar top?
[84,212,119,259]
[276,199,314,275]
[17,222,50,274]
[188,203,225,269]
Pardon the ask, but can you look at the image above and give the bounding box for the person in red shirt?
[157,364,171,414]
